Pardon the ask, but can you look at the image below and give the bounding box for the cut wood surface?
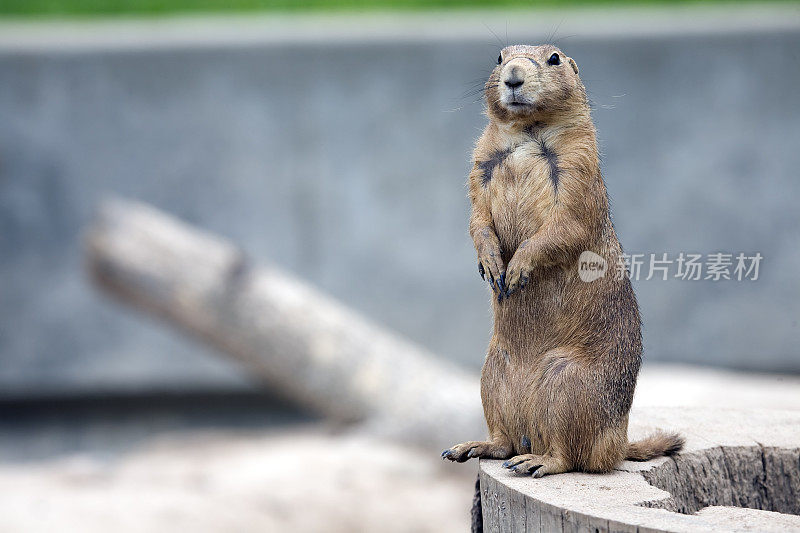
[479,407,800,533]
[85,198,484,448]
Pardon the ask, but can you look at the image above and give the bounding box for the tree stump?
[478,407,800,532]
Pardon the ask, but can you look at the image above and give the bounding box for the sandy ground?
[0,427,475,533]
[0,364,797,532]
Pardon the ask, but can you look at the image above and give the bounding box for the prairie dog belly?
[488,143,557,257]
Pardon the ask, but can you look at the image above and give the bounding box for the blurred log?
[85,198,484,448]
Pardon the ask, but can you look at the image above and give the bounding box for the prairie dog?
[442,45,682,477]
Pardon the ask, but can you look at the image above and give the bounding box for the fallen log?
[85,198,484,448]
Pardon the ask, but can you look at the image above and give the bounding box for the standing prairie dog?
[442,45,682,477]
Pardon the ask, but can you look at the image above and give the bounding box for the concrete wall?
[1,12,799,395]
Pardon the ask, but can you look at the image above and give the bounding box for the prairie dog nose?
[504,66,525,88]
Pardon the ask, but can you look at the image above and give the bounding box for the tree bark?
[85,198,484,448]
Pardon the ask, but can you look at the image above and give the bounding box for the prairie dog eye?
[547,53,560,66]
[497,54,502,64]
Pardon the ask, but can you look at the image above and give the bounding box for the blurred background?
[1,0,799,531]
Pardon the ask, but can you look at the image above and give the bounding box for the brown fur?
[442,45,683,477]
[626,431,685,461]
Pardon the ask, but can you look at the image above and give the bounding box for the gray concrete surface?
[480,407,800,532]
[1,7,799,395]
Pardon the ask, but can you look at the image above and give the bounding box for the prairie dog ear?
[568,57,579,74]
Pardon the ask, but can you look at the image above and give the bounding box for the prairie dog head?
[486,44,585,124]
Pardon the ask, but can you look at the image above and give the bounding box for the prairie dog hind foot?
[441,440,512,463]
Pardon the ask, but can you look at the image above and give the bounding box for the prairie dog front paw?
[475,228,506,295]
[504,241,535,296]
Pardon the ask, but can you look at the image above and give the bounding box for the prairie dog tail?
[626,431,684,461]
